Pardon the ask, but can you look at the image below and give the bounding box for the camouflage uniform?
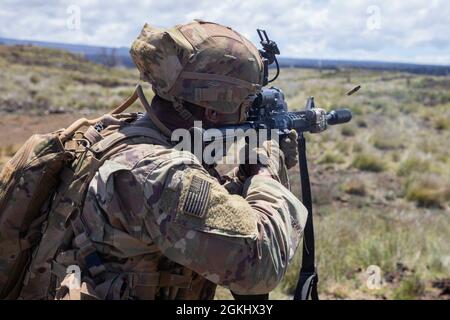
[71,114,307,299]
[53,20,307,300]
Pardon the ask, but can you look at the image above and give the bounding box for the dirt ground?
[0,113,93,146]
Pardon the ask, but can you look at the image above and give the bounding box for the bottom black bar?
[0,300,446,319]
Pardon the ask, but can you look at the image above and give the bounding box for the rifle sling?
[293,132,319,300]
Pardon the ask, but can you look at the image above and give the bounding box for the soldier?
[52,20,308,300]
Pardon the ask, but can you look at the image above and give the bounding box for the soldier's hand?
[279,130,299,170]
[238,137,290,188]
[238,163,272,178]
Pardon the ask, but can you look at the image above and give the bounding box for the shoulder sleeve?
[143,156,307,295]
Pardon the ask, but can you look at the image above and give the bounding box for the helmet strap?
[173,98,196,122]
[136,84,172,137]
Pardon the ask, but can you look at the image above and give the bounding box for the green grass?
[392,275,425,300]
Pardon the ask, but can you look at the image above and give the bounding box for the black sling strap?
[293,132,319,300]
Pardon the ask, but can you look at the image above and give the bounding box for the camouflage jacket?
[71,115,307,299]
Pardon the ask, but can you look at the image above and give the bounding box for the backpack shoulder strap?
[67,124,171,283]
[91,125,171,155]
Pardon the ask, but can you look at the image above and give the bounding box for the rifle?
[204,86,351,300]
[209,30,353,301]
[202,86,352,142]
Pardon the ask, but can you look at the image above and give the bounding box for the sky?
[0,0,449,65]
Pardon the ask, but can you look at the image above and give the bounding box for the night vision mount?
[257,29,281,85]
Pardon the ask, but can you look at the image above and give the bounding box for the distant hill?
[0,37,134,67]
[0,37,449,76]
[277,57,450,76]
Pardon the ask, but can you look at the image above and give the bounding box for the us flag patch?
[183,176,211,218]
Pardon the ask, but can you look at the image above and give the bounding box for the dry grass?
[268,66,450,299]
[405,176,450,209]
[0,45,141,115]
[341,178,367,196]
[397,157,431,177]
[352,154,386,172]
[392,275,425,300]
[433,116,450,131]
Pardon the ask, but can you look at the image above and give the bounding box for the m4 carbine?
[203,86,352,142]
[204,87,352,301]
[207,29,353,301]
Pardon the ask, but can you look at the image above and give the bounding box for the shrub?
[391,152,400,162]
[406,187,448,209]
[352,154,386,172]
[405,176,450,208]
[433,117,450,131]
[352,143,363,153]
[336,141,350,154]
[371,133,403,150]
[357,119,368,128]
[341,126,356,137]
[29,74,40,84]
[318,151,345,165]
[341,179,366,196]
[392,275,425,300]
[0,145,18,157]
[397,157,430,177]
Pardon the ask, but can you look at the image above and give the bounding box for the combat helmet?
[130,19,264,119]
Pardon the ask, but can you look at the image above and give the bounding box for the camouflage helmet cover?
[130,19,264,114]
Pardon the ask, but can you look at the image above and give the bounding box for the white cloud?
[0,0,449,64]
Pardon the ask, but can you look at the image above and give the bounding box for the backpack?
[0,85,166,299]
